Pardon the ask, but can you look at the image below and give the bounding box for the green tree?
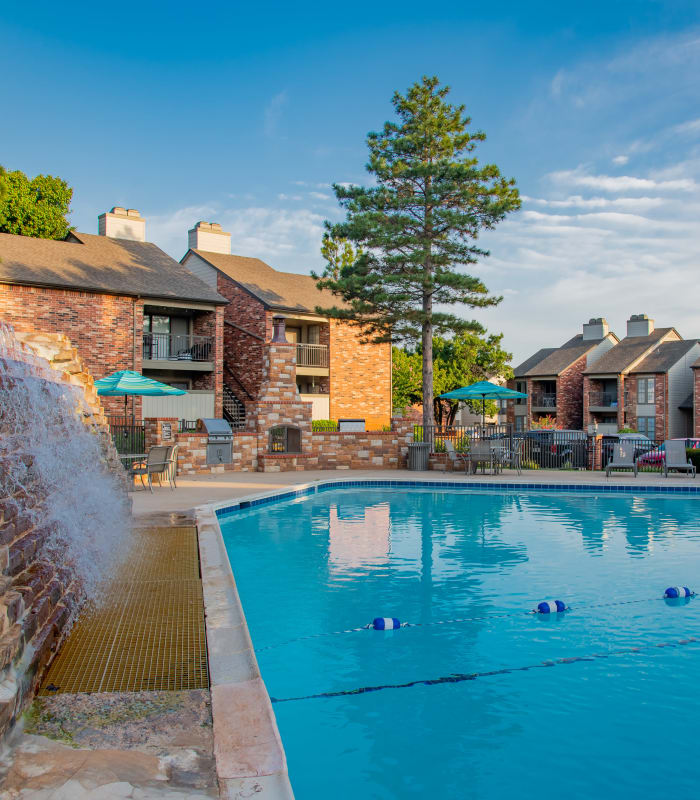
[319,235,360,280]
[0,168,73,240]
[392,327,513,426]
[316,75,520,433]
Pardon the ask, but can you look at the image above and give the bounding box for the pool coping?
[194,475,700,798]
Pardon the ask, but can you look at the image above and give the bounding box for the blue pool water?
[219,488,700,798]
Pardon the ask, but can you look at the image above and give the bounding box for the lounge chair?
[131,445,174,492]
[605,443,637,478]
[663,440,696,478]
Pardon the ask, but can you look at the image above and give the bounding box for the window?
[269,426,302,454]
[637,416,656,440]
[515,415,525,432]
[637,377,655,404]
[515,381,526,405]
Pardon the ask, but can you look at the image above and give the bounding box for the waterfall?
[0,321,131,603]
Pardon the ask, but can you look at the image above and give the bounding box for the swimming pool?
[218,486,700,798]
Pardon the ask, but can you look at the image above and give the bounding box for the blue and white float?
[535,600,567,614]
[664,587,693,599]
[372,617,401,630]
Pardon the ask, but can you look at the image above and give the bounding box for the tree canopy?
[315,76,520,432]
[393,327,513,426]
[0,167,73,240]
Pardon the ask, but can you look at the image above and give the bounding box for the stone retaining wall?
[0,333,127,737]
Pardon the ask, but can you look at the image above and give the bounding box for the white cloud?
[264,91,288,139]
[612,155,629,165]
[309,191,331,200]
[673,118,700,136]
[549,168,696,192]
[148,203,328,273]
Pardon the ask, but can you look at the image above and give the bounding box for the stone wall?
[312,422,414,470]
[144,418,257,475]
[0,332,127,737]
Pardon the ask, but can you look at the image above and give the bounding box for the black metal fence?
[415,425,669,472]
[107,416,146,455]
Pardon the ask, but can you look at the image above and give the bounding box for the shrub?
[312,419,338,432]
[687,448,700,469]
[521,459,539,470]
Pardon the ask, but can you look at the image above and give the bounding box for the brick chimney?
[188,221,231,254]
[626,314,654,338]
[98,207,146,242]
[582,317,609,341]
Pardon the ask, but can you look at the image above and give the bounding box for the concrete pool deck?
[131,467,699,517]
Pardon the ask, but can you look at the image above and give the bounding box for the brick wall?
[0,284,143,416]
[556,356,587,429]
[694,368,700,437]
[217,277,266,400]
[329,320,391,428]
[190,307,224,417]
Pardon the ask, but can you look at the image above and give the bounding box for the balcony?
[588,390,618,411]
[296,343,329,375]
[531,392,557,410]
[142,333,214,370]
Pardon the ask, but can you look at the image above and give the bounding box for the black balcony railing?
[296,343,328,368]
[588,391,618,408]
[143,333,213,362]
[531,392,557,408]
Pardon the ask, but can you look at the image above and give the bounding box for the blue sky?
[3,1,700,362]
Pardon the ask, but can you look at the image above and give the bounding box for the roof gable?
[513,347,557,378]
[0,231,227,304]
[186,249,346,313]
[583,328,678,375]
[630,339,700,373]
[524,333,614,377]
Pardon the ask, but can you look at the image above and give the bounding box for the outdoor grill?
[196,418,234,465]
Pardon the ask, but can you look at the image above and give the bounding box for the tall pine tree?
[316,76,520,432]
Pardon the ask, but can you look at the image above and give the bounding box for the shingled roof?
[523,334,613,377]
[630,339,700,373]
[513,348,557,378]
[583,328,676,375]
[188,250,346,313]
[0,231,227,304]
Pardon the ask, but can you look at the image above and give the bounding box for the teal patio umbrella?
[95,369,186,417]
[440,380,527,428]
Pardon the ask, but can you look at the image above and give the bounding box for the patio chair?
[444,440,467,472]
[164,444,179,489]
[663,440,696,478]
[605,443,638,478]
[465,441,496,475]
[494,440,522,475]
[131,445,173,492]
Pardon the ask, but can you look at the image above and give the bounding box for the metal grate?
[39,527,208,694]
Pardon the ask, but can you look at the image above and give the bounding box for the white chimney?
[626,313,654,338]
[582,317,609,341]
[98,207,146,242]
[188,221,231,254]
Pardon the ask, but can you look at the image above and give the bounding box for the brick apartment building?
[0,208,227,418]
[582,315,699,440]
[181,221,392,429]
[509,318,619,431]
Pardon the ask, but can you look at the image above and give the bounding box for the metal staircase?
[223,384,246,430]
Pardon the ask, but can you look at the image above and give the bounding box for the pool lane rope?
[253,591,694,653]
[269,632,700,704]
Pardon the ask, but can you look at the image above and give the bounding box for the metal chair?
[131,445,172,492]
[465,441,496,475]
[605,443,638,478]
[663,440,696,478]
